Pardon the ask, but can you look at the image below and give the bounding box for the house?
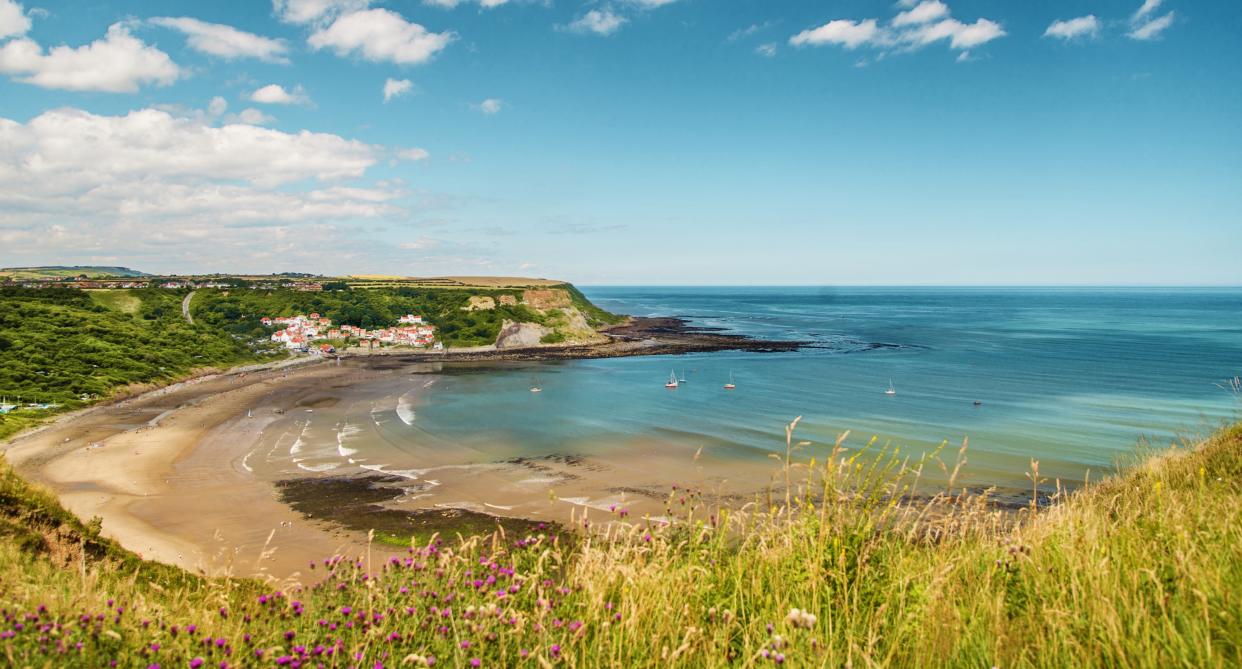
[398,314,424,325]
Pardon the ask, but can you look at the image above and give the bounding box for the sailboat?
[723,371,736,390]
[665,370,679,389]
[530,375,542,393]
[884,379,896,396]
[678,369,688,383]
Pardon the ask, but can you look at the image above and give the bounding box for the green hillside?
[0,266,149,280]
[193,283,621,348]
[0,288,270,440]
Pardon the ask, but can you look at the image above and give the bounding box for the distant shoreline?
[345,316,806,362]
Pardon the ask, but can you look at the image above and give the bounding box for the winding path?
[181,290,196,324]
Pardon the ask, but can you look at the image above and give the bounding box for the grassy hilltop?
[0,417,1238,667]
[0,266,149,280]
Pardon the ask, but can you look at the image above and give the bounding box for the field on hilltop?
[0,266,149,280]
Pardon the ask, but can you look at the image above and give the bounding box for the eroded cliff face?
[495,321,552,349]
[521,289,572,310]
[488,288,608,348]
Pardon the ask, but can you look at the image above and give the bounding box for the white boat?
[723,371,736,390]
[678,369,688,383]
[665,370,679,389]
[530,374,542,393]
[885,379,896,396]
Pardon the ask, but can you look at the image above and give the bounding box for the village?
[263,312,441,354]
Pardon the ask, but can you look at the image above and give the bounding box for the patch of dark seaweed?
[275,474,553,544]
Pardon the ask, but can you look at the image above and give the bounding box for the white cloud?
[624,0,679,7]
[892,1,949,27]
[789,19,879,49]
[1044,15,1100,40]
[250,83,310,105]
[228,108,277,125]
[0,106,402,267]
[0,23,180,92]
[755,42,777,58]
[398,147,430,161]
[207,96,229,116]
[727,21,776,42]
[149,17,289,63]
[907,18,1005,50]
[790,8,1005,54]
[0,0,31,40]
[308,8,454,65]
[564,9,627,36]
[1133,0,1164,23]
[273,0,371,25]
[423,0,511,8]
[473,98,503,114]
[2,107,376,186]
[1129,10,1175,40]
[383,77,413,102]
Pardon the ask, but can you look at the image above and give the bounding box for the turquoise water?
[403,287,1241,491]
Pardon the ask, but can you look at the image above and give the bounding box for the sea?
[253,287,1242,512]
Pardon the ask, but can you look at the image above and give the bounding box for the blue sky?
[0,0,1238,284]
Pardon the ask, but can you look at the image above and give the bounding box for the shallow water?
[248,287,1242,514]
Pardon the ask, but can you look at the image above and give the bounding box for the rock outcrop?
[495,320,552,349]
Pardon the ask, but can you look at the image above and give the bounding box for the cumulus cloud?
[0,106,404,268]
[308,8,454,65]
[208,96,229,116]
[250,83,311,105]
[423,0,511,8]
[398,147,430,161]
[789,3,1004,56]
[383,77,413,102]
[789,19,879,49]
[227,108,277,125]
[755,42,777,58]
[892,1,949,27]
[1127,11,1172,40]
[273,0,371,25]
[0,23,180,92]
[1132,0,1164,23]
[563,9,627,36]
[0,0,31,40]
[473,98,503,114]
[1044,15,1100,40]
[149,17,289,63]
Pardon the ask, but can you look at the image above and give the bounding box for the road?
[181,290,196,324]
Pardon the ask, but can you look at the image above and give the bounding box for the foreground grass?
[0,422,1239,668]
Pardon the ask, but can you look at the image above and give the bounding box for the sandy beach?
[1,359,402,581]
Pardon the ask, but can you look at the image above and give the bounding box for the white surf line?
[336,420,362,457]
